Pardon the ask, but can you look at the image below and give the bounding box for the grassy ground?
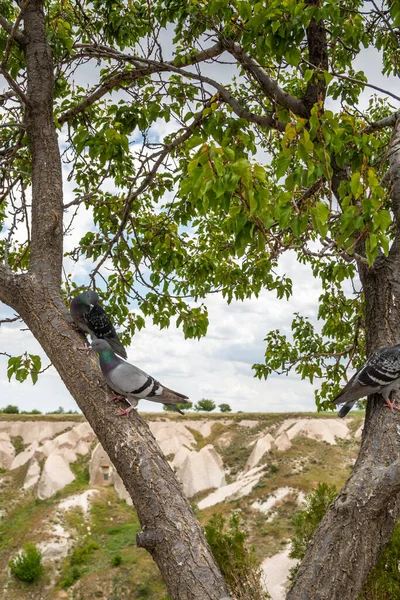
[0,412,364,598]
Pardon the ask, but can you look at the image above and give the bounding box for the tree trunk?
[288,136,400,598]
[0,2,232,599]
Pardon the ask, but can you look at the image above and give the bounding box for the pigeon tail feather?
[164,404,185,415]
[107,336,128,359]
[338,401,355,418]
[160,386,189,404]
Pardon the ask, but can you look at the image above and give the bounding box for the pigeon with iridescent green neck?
[91,338,189,415]
[70,290,127,359]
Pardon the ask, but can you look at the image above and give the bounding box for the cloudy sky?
[0,23,399,415]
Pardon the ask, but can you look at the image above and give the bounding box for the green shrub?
[194,399,216,412]
[219,403,232,413]
[111,553,122,566]
[70,540,99,565]
[1,405,19,414]
[204,512,269,600]
[289,482,337,569]
[9,543,43,583]
[136,582,151,597]
[60,566,81,589]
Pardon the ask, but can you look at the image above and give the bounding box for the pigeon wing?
[107,361,151,397]
[85,305,127,359]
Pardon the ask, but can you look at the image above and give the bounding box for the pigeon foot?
[77,344,92,356]
[119,406,135,417]
[384,398,400,413]
[110,395,126,403]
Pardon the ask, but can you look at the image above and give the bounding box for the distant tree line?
[163,399,232,413]
[0,405,79,415]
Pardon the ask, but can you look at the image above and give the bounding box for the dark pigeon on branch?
[91,338,189,415]
[333,344,400,417]
[70,290,127,359]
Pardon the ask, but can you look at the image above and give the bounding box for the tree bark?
[0,3,232,599]
[287,127,400,600]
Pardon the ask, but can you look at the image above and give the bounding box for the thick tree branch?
[223,40,309,118]
[304,0,329,111]
[0,14,25,45]
[388,121,400,257]
[59,49,286,131]
[23,0,63,283]
[364,110,400,133]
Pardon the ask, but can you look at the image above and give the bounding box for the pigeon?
[70,290,127,359]
[333,344,400,417]
[91,338,189,415]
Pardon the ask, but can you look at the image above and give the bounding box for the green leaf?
[304,69,314,83]
[373,210,391,233]
[311,202,329,237]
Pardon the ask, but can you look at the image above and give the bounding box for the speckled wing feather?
[84,305,127,359]
[333,345,400,417]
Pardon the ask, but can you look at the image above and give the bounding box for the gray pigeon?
[70,290,127,359]
[91,338,189,414]
[333,344,400,417]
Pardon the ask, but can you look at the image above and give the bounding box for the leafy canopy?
[1,0,399,408]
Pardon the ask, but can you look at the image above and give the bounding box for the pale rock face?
[0,421,76,444]
[58,490,100,515]
[113,471,133,505]
[37,455,75,499]
[251,487,301,514]
[185,420,214,438]
[51,427,81,449]
[0,431,11,441]
[276,418,350,445]
[261,548,298,600]
[274,431,291,451]
[72,422,95,442]
[171,446,192,470]
[10,440,39,470]
[238,420,259,427]
[89,443,113,486]
[75,440,90,456]
[53,448,78,464]
[198,465,266,510]
[355,425,363,439]
[23,459,41,489]
[148,421,196,455]
[245,433,275,471]
[37,439,56,459]
[176,444,226,497]
[0,439,15,469]
[37,523,72,562]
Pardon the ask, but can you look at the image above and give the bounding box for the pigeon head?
[79,290,99,306]
[91,338,113,354]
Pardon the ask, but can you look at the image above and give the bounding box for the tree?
[1,405,19,414]
[219,404,232,413]
[163,402,193,412]
[195,399,217,412]
[0,1,400,598]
